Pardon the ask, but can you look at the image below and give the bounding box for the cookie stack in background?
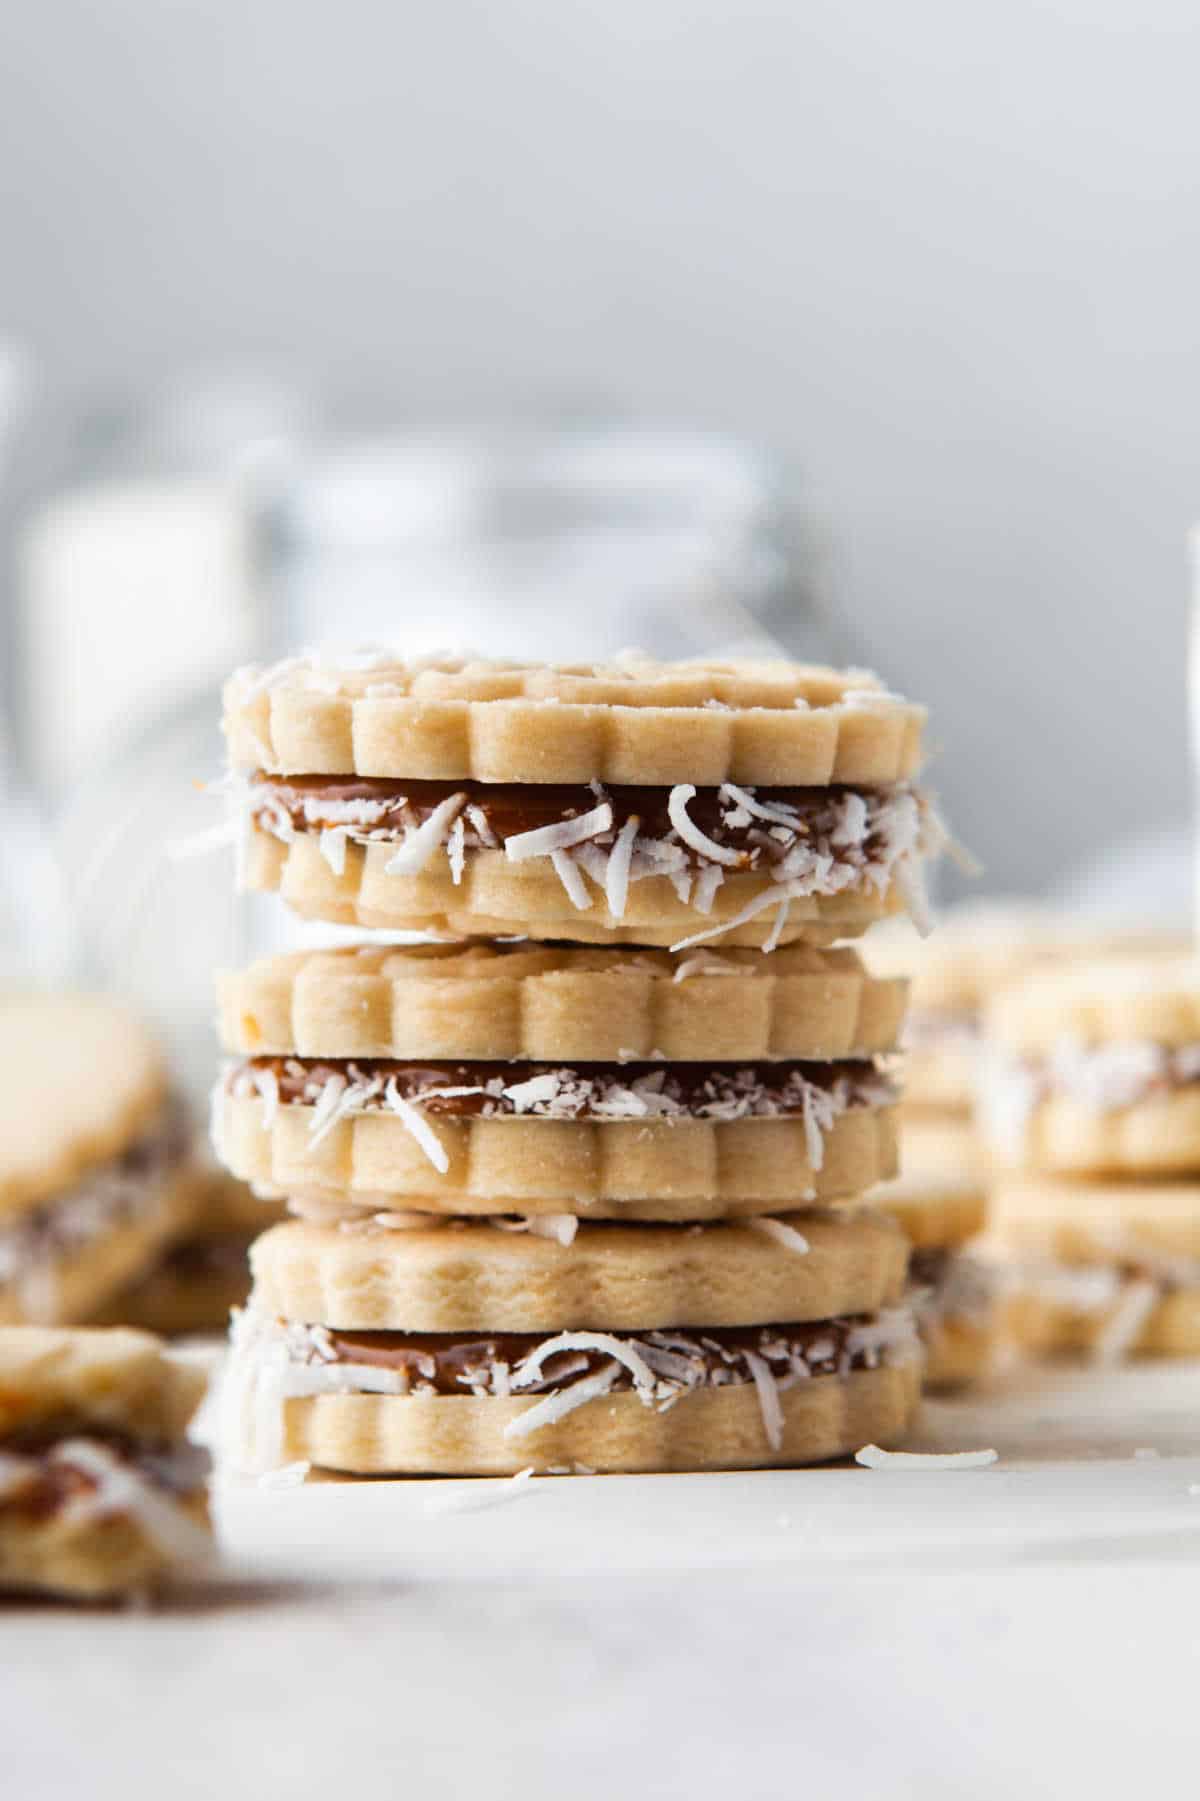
[980,953,1200,1361]
[212,653,947,1477]
[863,908,1188,1385]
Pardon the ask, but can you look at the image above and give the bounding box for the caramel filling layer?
[231,1055,894,1123]
[254,775,890,867]
[0,1432,209,1523]
[288,1314,907,1398]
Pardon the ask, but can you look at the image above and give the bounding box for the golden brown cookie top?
[248,1209,909,1333]
[218,940,908,1062]
[0,1325,206,1442]
[0,996,168,1222]
[224,652,926,787]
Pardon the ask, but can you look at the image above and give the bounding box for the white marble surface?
[6,1362,1200,1800]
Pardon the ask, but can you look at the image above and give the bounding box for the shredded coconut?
[504,802,614,862]
[746,1217,811,1254]
[667,785,744,867]
[383,792,467,875]
[854,1444,998,1470]
[383,1079,450,1172]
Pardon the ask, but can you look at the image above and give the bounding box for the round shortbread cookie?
[219,942,908,1064]
[263,1361,920,1476]
[0,1169,202,1329]
[868,1118,986,1249]
[248,1211,909,1332]
[0,996,167,1222]
[217,1094,898,1214]
[985,1177,1200,1265]
[0,1489,212,1600]
[999,1283,1200,1359]
[224,654,926,788]
[243,826,900,946]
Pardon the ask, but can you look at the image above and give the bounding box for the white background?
[1,1,1198,889]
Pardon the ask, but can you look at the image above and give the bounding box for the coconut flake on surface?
[257,1460,311,1491]
[854,1445,998,1470]
[421,1468,540,1516]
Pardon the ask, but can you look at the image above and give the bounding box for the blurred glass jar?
[271,423,850,666]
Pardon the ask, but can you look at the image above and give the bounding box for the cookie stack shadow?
[213,654,945,1476]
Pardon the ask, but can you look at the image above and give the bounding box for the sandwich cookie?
[982,954,1200,1176]
[213,942,906,1218]
[93,1173,287,1337]
[981,1177,1200,1361]
[868,909,1184,1118]
[0,1327,211,1598]
[0,997,200,1326]
[227,1213,920,1474]
[869,1119,993,1390]
[224,653,942,948]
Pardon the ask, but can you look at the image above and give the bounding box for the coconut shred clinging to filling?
[245,774,945,943]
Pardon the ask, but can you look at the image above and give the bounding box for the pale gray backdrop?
[1,0,1196,893]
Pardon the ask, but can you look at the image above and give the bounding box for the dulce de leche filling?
[231,1055,895,1122]
[298,1315,898,1397]
[253,775,894,868]
[0,1431,209,1524]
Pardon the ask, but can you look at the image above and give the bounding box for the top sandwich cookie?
[214,943,904,1219]
[982,953,1200,1175]
[0,996,199,1325]
[224,652,941,947]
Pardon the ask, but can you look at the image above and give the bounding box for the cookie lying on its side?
[214,942,905,1220]
[0,997,199,1325]
[0,1327,212,1598]
[224,654,939,948]
[225,1213,920,1476]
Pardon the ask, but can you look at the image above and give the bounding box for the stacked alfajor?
[980,954,1200,1360]
[215,653,946,1475]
